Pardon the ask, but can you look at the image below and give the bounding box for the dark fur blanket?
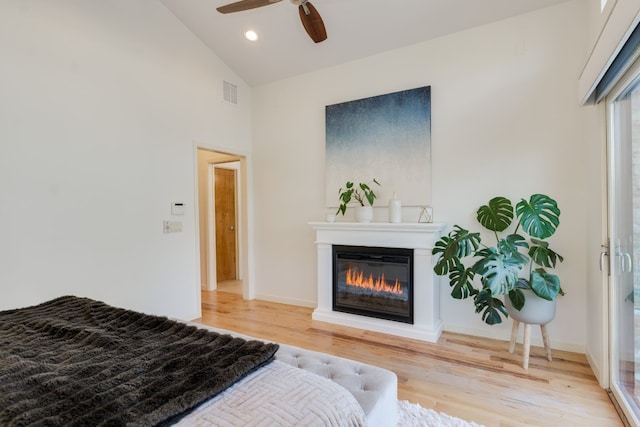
[0,296,279,426]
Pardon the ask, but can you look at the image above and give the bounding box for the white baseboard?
[254,293,316,308]
[181,311,202,323]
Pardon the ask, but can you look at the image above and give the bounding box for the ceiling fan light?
[244,29,258,41]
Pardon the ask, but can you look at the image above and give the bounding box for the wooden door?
[214,167,237,282]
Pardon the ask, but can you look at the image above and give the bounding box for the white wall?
[252,1,590,351]
[0,0,252,319]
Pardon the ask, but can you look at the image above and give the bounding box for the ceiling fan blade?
[217,0,282,14]
[298,1,327,43]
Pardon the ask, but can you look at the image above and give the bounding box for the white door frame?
[193,142,254,301]
[206,163,217,291]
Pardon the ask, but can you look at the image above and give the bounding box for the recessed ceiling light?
[244,29,258,41]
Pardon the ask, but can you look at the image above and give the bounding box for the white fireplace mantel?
[309,221,446,343]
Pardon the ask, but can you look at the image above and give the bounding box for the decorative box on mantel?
[309,221,446,343]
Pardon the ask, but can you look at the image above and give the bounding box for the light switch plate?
[163,220,183,233]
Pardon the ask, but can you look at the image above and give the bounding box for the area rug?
[398,400,486,427]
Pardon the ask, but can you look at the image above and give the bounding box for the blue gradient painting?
[325,86,431,207]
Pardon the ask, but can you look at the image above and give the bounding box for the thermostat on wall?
[171,202,185,215]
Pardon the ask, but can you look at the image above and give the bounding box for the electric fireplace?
[311,221,445,343]
[333,245,413,324]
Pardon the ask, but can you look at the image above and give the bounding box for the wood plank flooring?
[194,290,623,427]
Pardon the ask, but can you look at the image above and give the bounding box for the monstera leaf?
[448,263,476,299]
[508,287,526,311]
[476,197,514,232]
[432,226,480,275]
[473,288,508,325]
[472,247,523,295]
[515,194,560,239]
[529,269,561,301]
[528,238,564,268]
[497,235,529,264]
[448,225,481,258]
[432,237,459,276]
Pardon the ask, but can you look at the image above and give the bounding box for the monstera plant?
[432,194,564,325]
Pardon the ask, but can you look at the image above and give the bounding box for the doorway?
[606,57,640,426]
[196,148,245,296]
[213,164,243,295]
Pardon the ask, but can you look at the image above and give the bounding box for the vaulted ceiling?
[161,0,572,87]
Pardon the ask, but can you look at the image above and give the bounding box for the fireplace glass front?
[332,245,413,324]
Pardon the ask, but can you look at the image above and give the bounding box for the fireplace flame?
[345,266,404,295]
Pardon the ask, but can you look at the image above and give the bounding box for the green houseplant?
[336,179,381,216]
[432,194,564,325]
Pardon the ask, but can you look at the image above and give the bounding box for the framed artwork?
[325,86,431,207]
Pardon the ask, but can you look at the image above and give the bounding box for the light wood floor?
[194,290,623,427]
[215,280,243,295]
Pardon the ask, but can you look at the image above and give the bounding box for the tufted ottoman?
[276,344,398,427]
[191,323,399,427]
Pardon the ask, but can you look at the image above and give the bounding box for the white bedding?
[175,360,366,427]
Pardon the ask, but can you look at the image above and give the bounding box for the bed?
[0,296,397,426]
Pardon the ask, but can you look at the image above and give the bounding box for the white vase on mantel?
[355,205,373,223]
[389,193,401,223]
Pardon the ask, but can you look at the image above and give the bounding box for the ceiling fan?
[216,0,327,44]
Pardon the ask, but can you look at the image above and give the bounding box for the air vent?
[223,81,238,104]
